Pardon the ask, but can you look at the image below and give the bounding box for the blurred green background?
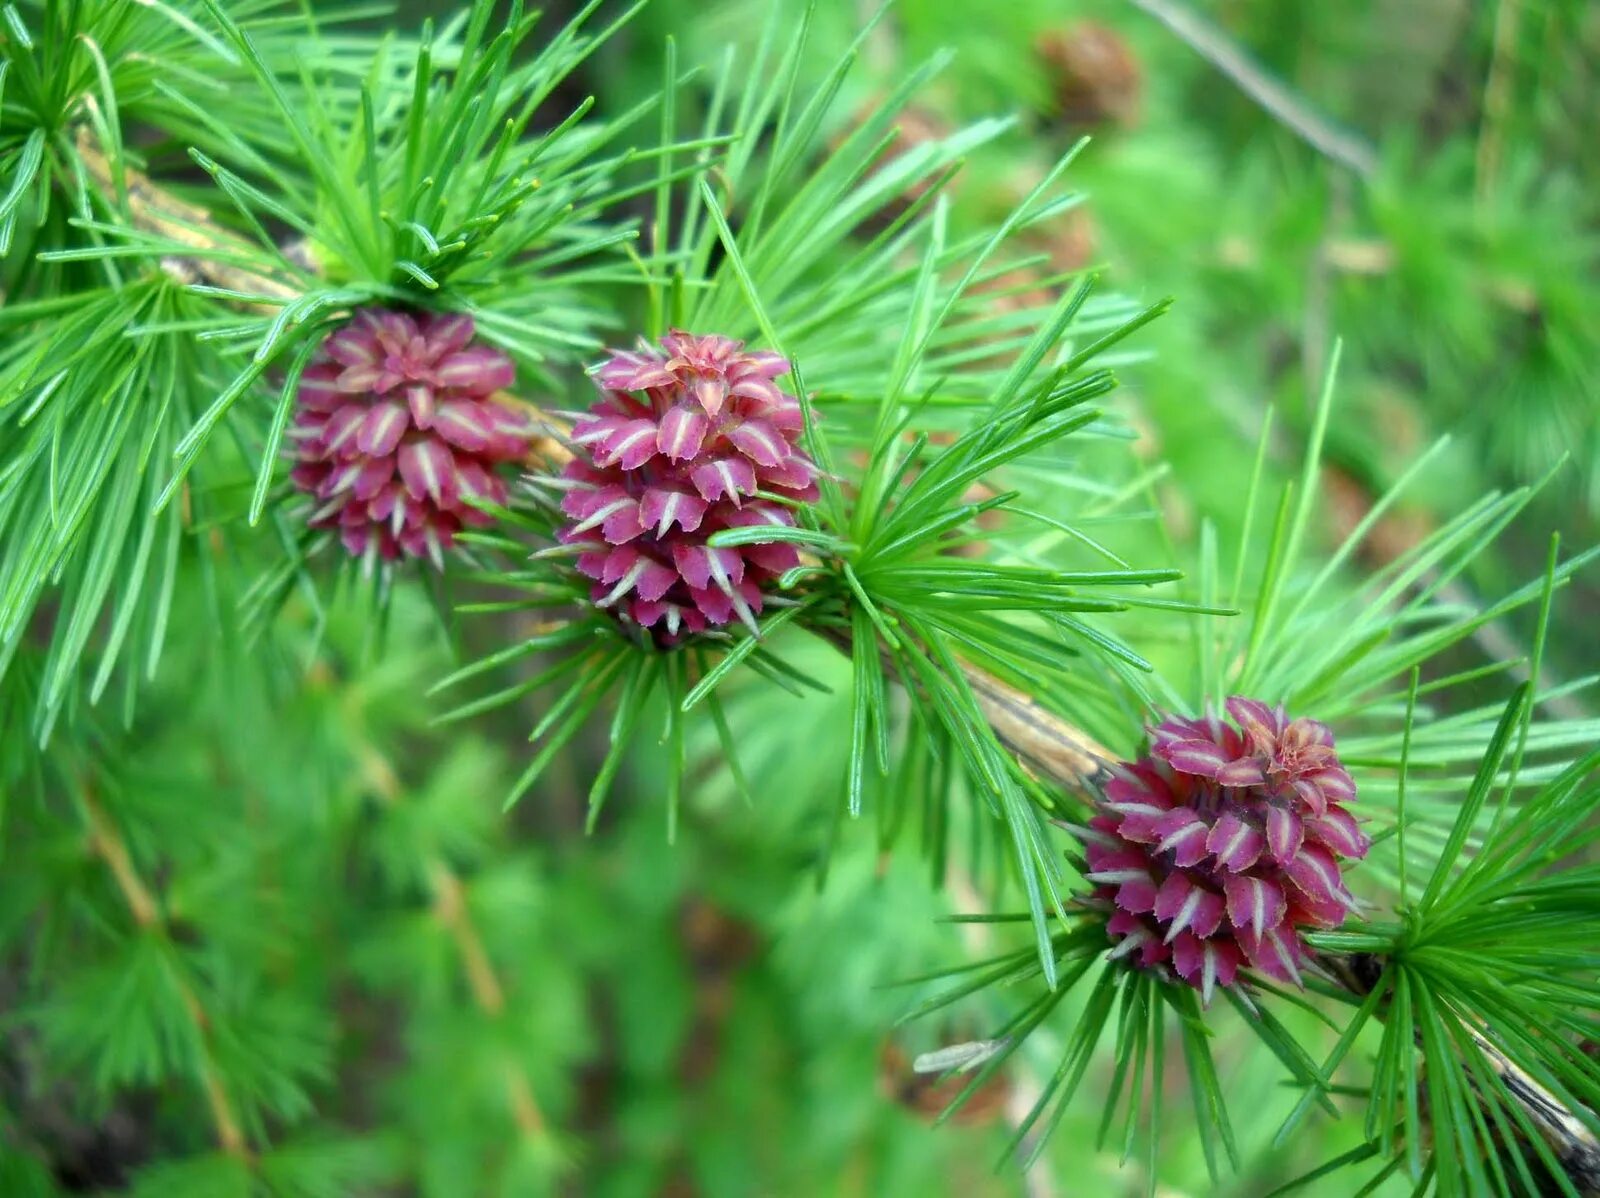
[4,1,1596,1195]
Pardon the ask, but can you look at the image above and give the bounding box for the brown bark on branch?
[1318,953,1600,1195]
[958,663,1115,791]
[76,127,299,304]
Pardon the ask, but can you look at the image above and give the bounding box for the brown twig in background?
[76,782,250,1161]
[350,733,549,1140]
[1475,0,1524,206]
[1125,0,1378,179]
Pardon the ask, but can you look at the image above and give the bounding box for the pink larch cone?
[288,308,534,566]
[1082,697,1368,1003]
[558,330,820,637]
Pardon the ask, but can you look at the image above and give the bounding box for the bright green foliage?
[3,0,1599,1195]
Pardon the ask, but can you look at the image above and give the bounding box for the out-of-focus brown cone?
[878,1038,1012,1126]
[676,898,762,1087]
[981,207,1099,312]
[832,100,956,234]
[1035,22,1144,129]
[1322,466,1435,566]
[959,198,1099,387]
[1041,204,1099,274]
[1280,381,1437,567]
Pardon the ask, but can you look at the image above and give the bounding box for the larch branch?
[79,121,1599,1195]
